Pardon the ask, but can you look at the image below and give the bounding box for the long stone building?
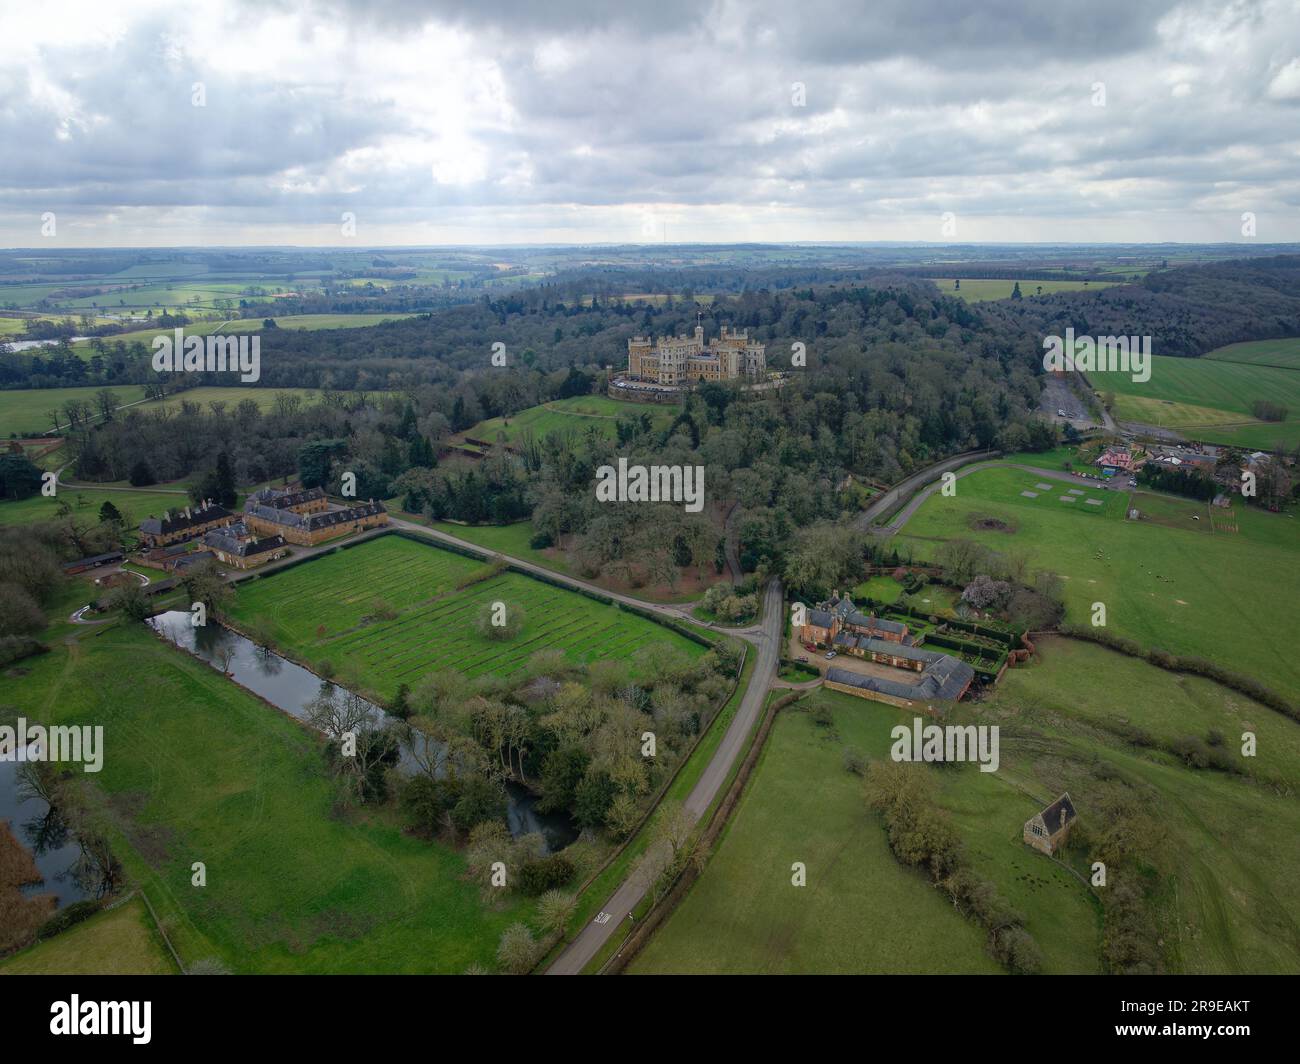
[627,324,765,386]
[242,485,388,546]
[139,501,236,548]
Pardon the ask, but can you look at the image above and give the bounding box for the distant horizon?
[5,239,1300,253]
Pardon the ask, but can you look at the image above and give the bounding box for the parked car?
[825,650,837,660]
[797,655,809,663]
[1057,408,1067,417]
[1128,478,1137,486]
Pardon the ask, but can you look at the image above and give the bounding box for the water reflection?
[146,611,577,852]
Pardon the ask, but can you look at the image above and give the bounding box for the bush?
[0,635,47,667]
[518,853,576,896]
[474,599,526,641]
[35,899,103,941]
[842,748,867,776]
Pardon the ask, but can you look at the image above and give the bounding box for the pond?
[0,756,100,910]
[146,610,577,852]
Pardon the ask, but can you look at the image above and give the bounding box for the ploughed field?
[226,534,703,698]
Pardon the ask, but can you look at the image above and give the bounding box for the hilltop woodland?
[984,256,1300,357]
[6,259,1298,601]
[5,278,1055,576]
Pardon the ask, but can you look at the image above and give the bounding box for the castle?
[627,324,765,386]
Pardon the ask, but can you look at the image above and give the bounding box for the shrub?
[474,600,526,641]
[35,899,103,941]
[496,922,540,974]
[518,853,576,896]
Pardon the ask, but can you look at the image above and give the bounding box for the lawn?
[1,385,147,436]
[630,689,1007,974]
[225,534,704,702]
[895,464,1300,702]
[985,643,1300,973]
[1203,337,1300,371]
[0,897,177,975]
[462,396,678,448]
[66,314,418,358]
[638,642,1300,975]
[1100,353,1300,449]
[0,486,187,528]
[851,575,903,603]
[934,278,1121,302]
[5,622,532,973]
[425,518,571,574]
[149,386,324,416]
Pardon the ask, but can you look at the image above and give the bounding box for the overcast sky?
[2,0,1298,247]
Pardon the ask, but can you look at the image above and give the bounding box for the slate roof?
[244,499,386,531]
[847,612,907,635]
[1037,793,1077,835]
[826,647,975,703]
[245,486,326,509]
[61,551,123,571]
[203,522,286,558]
[806,609,835,629]
[140,502,233,537]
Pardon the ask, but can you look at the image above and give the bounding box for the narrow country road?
[854,449,999,532]
[546,577,785,975]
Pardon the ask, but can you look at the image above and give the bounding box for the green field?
[935,278,1122,302]
[639,642,1300,974]
[463,396,679,448]
[1,384,147,436]
[1203,337,1300,370]
[425,519,570,574]
[63,314,418,359]
[225,534,704,699]
[896,464,1300,701]
[984,641,1300,973]
[0,897,177,975]
[1,384,368,438]
[0,485,187,528]
[150,386,325,416]
[5,622,532,973]
[1100,353,1300,449]
[631,690,1009,974]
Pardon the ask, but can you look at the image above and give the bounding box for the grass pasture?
[226,534,704,699]
[1101,353,1300,449]
[0,485,186,528]
[986,642,1300,973]
[4,622,531,973]
[896,464,1300,702]
[639,643,1300,975]
[1,384,147,436]
[933,278,1122,302]
[630,691,1007,974]
[1203,337,1300,371]
[463,396,679,448]
[0,897,177,975]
